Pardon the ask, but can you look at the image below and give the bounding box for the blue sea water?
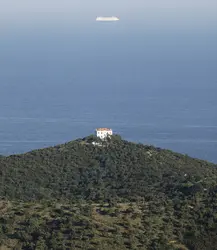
[0,21,217,163]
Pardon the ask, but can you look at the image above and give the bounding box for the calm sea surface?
[0,22,217,163]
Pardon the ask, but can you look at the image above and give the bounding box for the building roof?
[96,128,112,131]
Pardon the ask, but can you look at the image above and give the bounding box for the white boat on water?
[96,16,119,22]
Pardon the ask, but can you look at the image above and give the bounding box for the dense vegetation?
[0,135,217,249]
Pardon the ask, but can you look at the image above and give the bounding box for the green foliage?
[0,136,217,249]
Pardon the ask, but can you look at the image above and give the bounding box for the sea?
[0,17,217,163]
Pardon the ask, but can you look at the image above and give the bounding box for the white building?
[95,128,113,139]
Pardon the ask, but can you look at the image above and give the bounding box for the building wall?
[96,130,112,139]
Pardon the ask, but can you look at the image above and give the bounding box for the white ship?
[96,16,119,22]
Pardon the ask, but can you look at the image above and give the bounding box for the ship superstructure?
[96,16,119,21]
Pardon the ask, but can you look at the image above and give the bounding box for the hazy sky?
[1,0,217,12]
[1,0,217,30]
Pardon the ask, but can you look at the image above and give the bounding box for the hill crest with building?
[0,135,217,249]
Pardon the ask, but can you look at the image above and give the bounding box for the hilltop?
[0,135,217,249]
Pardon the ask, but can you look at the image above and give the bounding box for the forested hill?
[0,135,216,201]
[0,135,217,249]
